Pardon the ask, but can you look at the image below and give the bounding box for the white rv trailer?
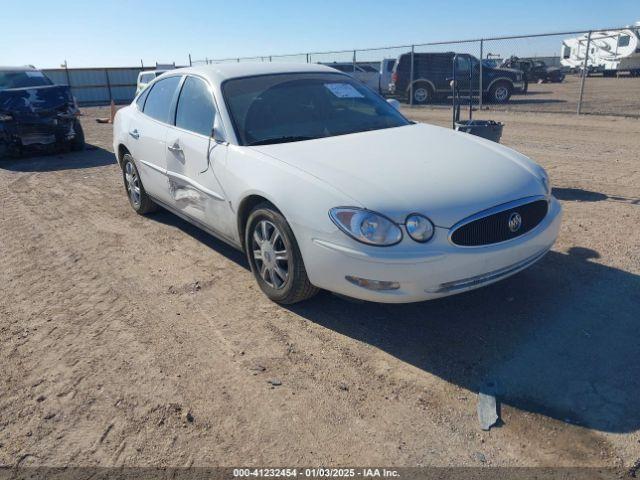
[561,22,640,75]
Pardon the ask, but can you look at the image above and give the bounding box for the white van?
[136,70,169,95]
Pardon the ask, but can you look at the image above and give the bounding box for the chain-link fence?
[192,25,640,117]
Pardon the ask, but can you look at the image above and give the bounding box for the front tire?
[70,118,85,151]
[245,203,319,304]
[488,81,512,104]
[122,153,157,214]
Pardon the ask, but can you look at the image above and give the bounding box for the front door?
[164,76,233,238]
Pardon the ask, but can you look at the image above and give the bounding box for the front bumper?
[297,197,562,303]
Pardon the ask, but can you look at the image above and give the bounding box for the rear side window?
[618,35,630,48]
[143,76,181,123]
[386,61,395,72]
[136,87,150,109]
[175,76,215,136]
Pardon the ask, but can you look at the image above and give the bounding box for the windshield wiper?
[248,135,317,146]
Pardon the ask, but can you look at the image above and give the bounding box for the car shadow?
[283,247,640,434]
[553,187,640,205]
[149,209,249,269]
[0,145,115,172]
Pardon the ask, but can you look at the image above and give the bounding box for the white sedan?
[113,63,562,304]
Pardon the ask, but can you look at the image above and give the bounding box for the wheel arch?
[117,144,130,169]
[406,78,437,93]
[486,77,515,91]
[236,193,282,252]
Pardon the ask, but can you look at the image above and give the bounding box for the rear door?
[130,75,181,204]
[164,75,232,235]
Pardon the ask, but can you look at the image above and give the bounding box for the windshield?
[222,73,410,146]
[0,70,53,89]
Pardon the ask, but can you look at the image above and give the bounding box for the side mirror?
[386,98,401,111]
[211,127,225,143]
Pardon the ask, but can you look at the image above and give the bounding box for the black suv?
[389,52,525,104]
[500,57,565,88]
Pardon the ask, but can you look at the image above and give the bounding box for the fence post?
[188,54,192,67]
[577,30,592,115]
[352,50,356,74]
[306,53,310,63]
[479,39,483,110]
[105,69,113,103]
[409,45,415,106]
[63,61,71,87]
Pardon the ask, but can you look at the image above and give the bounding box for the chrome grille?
[450,199,548,246]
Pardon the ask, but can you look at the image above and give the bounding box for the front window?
[222,73,410,146]
[0,70,53,89]
[175,76,216,136]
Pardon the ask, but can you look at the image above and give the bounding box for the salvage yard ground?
[0,106,639,468]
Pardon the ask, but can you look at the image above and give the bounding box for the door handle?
[167,142,183,153]
[129,129,139,139]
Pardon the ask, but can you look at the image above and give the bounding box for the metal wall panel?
[41,67,144,106]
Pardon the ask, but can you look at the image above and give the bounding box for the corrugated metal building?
[42,67,143,106]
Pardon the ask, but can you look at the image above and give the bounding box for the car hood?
[493,67,521,76]
[250,123,546,227]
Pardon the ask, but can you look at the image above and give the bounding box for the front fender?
[224,145,361,249]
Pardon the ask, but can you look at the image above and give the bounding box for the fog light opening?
[345,276,400,291]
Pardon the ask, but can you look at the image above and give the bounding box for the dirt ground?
[0,106,639,470]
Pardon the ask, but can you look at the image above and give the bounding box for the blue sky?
[3,0,639,68]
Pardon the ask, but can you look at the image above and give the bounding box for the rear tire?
[245,203,319,304]
[409,82,433,105]
[122,153,157,214]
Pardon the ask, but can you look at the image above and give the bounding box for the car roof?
[159,63,339,84]
[0,66,38,72]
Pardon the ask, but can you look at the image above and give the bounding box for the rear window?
[0,70,53,89]
[143,76,181,123]
[386,61,395,72]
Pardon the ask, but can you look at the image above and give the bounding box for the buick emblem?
[508,212,522,233]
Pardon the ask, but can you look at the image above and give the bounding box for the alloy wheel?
[125,161,141,207]
[251,220,290,289]
[414,87,428,103]
[495,86,509,102]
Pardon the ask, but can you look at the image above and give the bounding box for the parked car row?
[325,51,565,104]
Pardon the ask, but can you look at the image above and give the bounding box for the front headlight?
[405,214,435,242]
[330,207,402,246]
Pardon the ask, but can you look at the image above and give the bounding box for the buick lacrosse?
[113,63,561,304]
